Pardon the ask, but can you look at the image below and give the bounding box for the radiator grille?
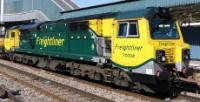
[165,49,174,63]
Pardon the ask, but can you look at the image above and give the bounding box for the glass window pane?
[150,19,179,39]
[118,23,128,37]
[129,23,138,36]
[11,32,15,38]
[79,22,89,31]
[70,23,78,32]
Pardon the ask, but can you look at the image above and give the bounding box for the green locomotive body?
[16,22,99,62]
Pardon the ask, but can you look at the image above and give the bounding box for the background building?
[0,0,78,23]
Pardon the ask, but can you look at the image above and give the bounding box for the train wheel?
[36,58,48,68]
[12,56,17,62]
[28,60,34,66]
[114,76,130,88]
[114,77,121,86]
[12,54,22,62]
[69,68,75,75]
[74,69,81,76]
[22,57,28,64]
[121,77,130,88]
[7,52,14,61]
[94,73,102,82]
[168,87,179,98]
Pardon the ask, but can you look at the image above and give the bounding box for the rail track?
[0,59,200,102]
[0,60,113,102]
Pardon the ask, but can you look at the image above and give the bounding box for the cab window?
[118,23,128,37]
[69,23,78,32]
[69,21,89,32]
[128,22,138,37]
[20,30,29,40]
[118,21,139,37]
[79,22,89,31]
[11,32,15,38]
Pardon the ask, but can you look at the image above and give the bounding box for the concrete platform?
[190,60,200,70]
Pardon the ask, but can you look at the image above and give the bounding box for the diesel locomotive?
[4,7,200,95]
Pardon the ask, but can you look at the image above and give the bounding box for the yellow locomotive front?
[111,8,192,89]
[149,18,191,78]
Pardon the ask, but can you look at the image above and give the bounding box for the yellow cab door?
[112,18,154,68]
[4,29,20,52]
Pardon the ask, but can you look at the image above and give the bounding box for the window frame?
[118,22,129,37]
[127,22,139,37]
[118,21,139,38]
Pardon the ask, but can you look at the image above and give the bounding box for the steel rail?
[1,59,200,102]
[0,61,114,102]
[0,60,163,102]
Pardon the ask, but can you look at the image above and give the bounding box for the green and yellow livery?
[7,7,198,94]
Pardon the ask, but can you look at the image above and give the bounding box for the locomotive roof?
[115,7,159,19]
[61,12,115,22]
[18,23,41,30]
[8,23,41,31]
[59,7,162,22]
[8,26,19,30]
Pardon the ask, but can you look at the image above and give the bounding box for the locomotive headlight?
[161,56,167,62]
[183,49,190,60]
[156,50,167,63]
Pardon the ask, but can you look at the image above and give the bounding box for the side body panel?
[16,22,99,62]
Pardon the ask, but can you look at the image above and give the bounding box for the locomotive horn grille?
[165,49,174,63]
